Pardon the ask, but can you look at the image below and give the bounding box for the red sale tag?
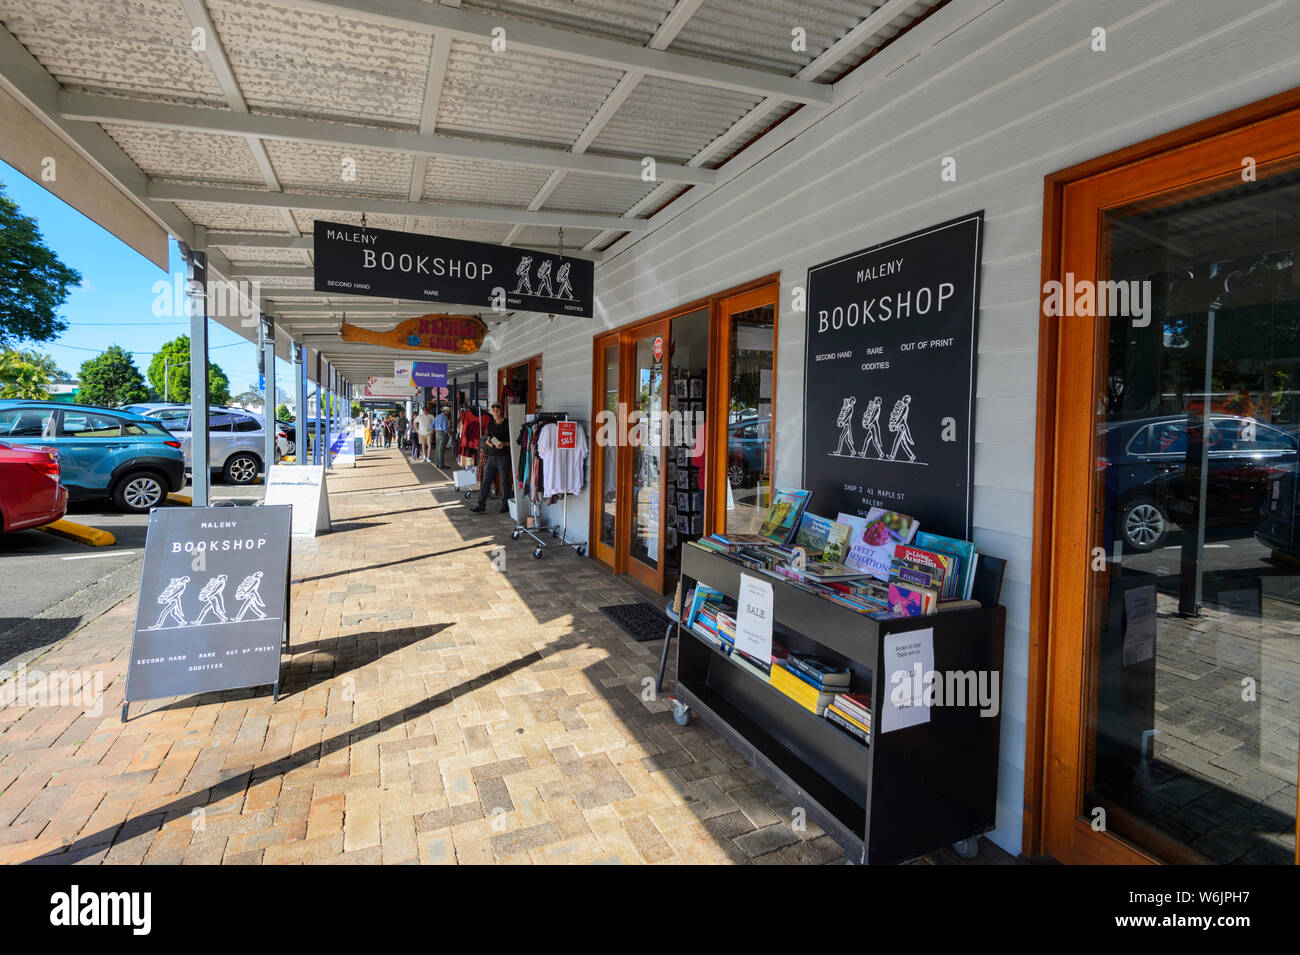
[558,421,576,449]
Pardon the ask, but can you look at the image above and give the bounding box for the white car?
[143,405,286,485]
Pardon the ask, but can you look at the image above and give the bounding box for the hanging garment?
[536,422,588,497]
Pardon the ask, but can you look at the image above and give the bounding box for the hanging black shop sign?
[801,212,984,539]
[313,220,594,318]
[122,505,293,720]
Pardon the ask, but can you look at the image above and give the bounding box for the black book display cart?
[670,543,1006,865]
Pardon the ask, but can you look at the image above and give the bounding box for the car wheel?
[223,453,260,485]
[286,439,295,455]
[1123,497,1168,551]
[114,471,166,514]
[727,464,746,487]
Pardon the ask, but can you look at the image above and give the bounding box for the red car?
[0,440,68,532]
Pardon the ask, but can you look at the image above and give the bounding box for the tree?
[77,345,149,407]
[0,182,82,346]
[232,385,263,411]
[147,335,231,405]
[0,347,67,398]
[276,403,292,422]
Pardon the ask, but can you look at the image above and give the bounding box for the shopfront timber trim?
[1027,87,1300,866]
[588,275,779,593]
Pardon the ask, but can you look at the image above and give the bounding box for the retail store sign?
[124,506,291,716]
[313,220,594,317]
[411,362,447,388]
[557,421,577,449]
[802,212,984,539]
[735,573,774,661]
[342,315,486,354]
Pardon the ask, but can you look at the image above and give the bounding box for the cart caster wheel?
[952,837,979,859]
[511,529,521,540]
[551,528,559,539]
[575,545,585,556]
[671,701,691,726]
[533,548,542,559]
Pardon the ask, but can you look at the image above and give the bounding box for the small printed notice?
[881,627,935,734]
[264,464,331,537]
[1122,585,1157,666]
[735,573,774,661]
[558,421,577,449]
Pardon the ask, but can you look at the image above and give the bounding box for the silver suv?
[143,405,284,485]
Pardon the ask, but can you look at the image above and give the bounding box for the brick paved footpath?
[0,449,1003,865]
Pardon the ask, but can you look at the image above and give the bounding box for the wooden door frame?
[590,331,622,571]
[588,273,781,593]
[624,318,673,593]
[1026,86,1300,864]
[708,283,781,533]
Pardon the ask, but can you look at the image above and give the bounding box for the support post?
[260,313,277,473]
[183,244,210,507]
[292,342,305,464]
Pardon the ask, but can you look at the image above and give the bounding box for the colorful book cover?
[893,545,955,599]
[887,581,937,616]
[795,512,836,555]
[838,508,920,580]
[914,531,979,601]
[822,522,852,564]
[889,557,937,590]
[759,487,813,544]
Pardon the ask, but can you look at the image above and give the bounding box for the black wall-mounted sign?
[313,220,594,318]
[801,212,984,539]
[124,505,292,718]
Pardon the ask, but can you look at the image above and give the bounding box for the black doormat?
[599,602,670,643]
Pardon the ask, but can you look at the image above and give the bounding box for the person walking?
[396,410,409,452]
[414,403,435,463]
[470,403,512,514]
[432,404,451,468]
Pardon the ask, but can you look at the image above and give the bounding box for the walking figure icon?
[234,572,268,621]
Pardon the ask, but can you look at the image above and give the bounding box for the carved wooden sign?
[340,315,486,353]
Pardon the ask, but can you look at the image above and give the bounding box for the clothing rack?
[511,411,588,559]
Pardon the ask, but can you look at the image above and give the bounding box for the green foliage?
[276,403,292,422]
[0,182,81,346]
[0,347,66,399]
[146,335,230,405]
[76,345,149,407]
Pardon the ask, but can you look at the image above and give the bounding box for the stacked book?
[732,641,788,684]
[824,693,872,745]
[770,653,851,716]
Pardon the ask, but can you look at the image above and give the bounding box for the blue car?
[0,400,186,513]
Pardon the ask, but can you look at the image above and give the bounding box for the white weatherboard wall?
[487,0,1300,856]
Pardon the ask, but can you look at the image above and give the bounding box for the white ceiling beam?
[405,30,453,231]
[178,0,301,240]
[61,92,717,186]
[504,0,705,248]
[147,182,650,232]
[594,0,939,255]
[264,0,831,105]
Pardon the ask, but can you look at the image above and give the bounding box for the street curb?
[40,520,116,547]
[167,492,192,505]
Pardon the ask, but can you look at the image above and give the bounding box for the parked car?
[0,440,67,531]
[727,417,770,487]
[0,400,185,513]
[142,405,286,484]
[1099,413,1298,551]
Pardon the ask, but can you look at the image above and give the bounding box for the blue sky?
[2,158,294,406]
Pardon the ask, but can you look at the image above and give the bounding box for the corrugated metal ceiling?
[0,0,947,376]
